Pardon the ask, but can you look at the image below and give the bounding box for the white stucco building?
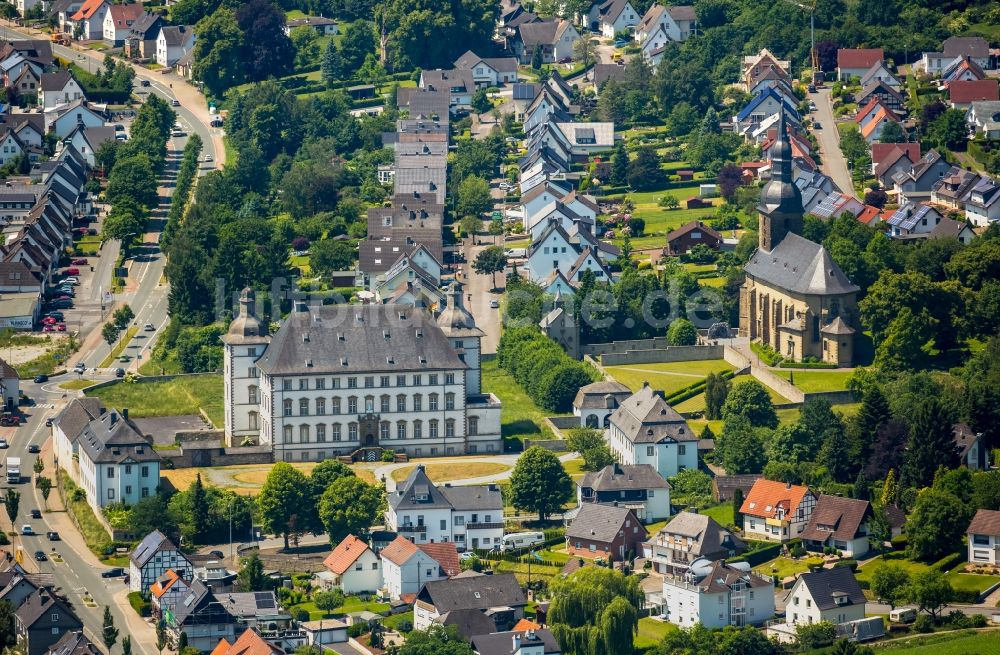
[75,407,161,511]
[605,384,699,480]
[968,509,1000,566]
[662,560,774,628]
[321,535,383,594]
[129,530,193,594]
[783,567,867,627]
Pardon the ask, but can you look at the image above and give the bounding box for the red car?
[56,323,67,332]
[62,268,80,276]
[42,325,53,333]
[71,258,87,265]
[41,316,56,325]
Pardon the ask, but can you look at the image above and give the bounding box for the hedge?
[729,541,783,568]
[496,327,598,413]
[777,360,838,369]
[127,591,151,617]
[663,370,734,406]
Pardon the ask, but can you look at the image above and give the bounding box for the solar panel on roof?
[254,592,276,609]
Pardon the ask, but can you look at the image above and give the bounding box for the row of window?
[270,392,459,415]
[106,486,152,500]
[399,513,496,528]
[105,465,152,478]
[276,417,478,443]
[247,372,460,390]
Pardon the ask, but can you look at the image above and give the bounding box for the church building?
[223,285,502,461]
[739,113,859,366]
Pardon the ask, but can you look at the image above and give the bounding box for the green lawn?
[624,187,722,235]
[878,630,1000,654]
[59,471,111,555]
[772,369,854,393]
[674,377,792,413]
[701,503,735,527]
[60,379,98,390]
[635,617,678,649]
[754,556,812,580]
[605,360,734,396]
[854,551,998,596]
[290,596,391,622]
[86,374,224,427]
[483,360,563,447]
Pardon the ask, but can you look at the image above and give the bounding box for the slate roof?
[127,12,161,39]
[77,409,159,465]
[666,220,722,244]
[0,357,17,380]
[437,608,500,639]
[712,474,761,501]
[942,36,989,59]
[740,479,813,520]
[607,384,695,444]
[15,589,81,629]
[416,572,526,612]
[598,0,631,23]
[736,87,801,123]
[324,535,372,575]
[744,232,859,296]
[593,63,626,87]
[573,380,632,409]
[872,143,920,178]
[793,567,866,611]
[49,631,102,655]
[472,629,562,655]
[859,61,898,88]
[438,484,503,511]
[159,25,193,47]
[688,560,771,593]
[518,20,573,48]
[39,70,73,92]
[254,304,464,375]
[657,511,744,552]
[800,495,871,542]
[859,80,904,106]
[579,463,670,492]
[388,464,452,511]
[566,503,645,543]
[968,509,1000,537]
[131,530,182,568]
[666,4,696,21]
[953,422,981,460]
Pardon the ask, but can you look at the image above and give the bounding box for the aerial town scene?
[0,0,995,653]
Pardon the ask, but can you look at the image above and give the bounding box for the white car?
[0,438,8,449]
[204,154,213,162]
[489,299,499,309]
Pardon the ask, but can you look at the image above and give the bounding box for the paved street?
[461,237,505,355]
[809,87,854,194]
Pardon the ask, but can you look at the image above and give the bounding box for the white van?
[889,608,916,624]
[499,531,544,552]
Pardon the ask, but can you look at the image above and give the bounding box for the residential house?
[48,631,102,655]
[163,580,236,652]
[64,124,116,167]
[742,49,791,93]
[965,176,1000,226]
[525,200,593,239]
[836,49,883,81]
[885,202,943,238]
[129,530,193,594]
[419,69,475,111]
[524,220,616,285]
[809,193,865,221]
[967,509,1000,566]
[565,503,647,562]
[0,129,26,166]
[510,83,540,120]
[453,51,518,87]
[662,560,774,628]
[856,205,883,226]
[551,121,615,155]
[967,100,1000,138]
[102,3,144,46]
[175,49,195,80]
[663,221,722,257]
[734,87,801,136]
[949,79,999,109]
[943,56,986,87]
[14,589,83,655]
[605,383,698,480]
[783,567,866,628]
[283,16,338,35]
[633,4,696,44]
[800,495,873,558]
[47,99,105,138]
[385,464,505,551]
[380,536,456,601]
[512,20,580,65]
[414,572,527,632]
[123,12,161,60]
[892,150,950,203]
[586,0,640,39]
[155,25,194,68]
[573,380,632,429]
[643,512,745,576]
[37,71,84,110]
[149,569,191,619]
[299,619,349,648]
[857,80,905,113]
[321,535,382,594]
[954,423,987,471]
[871,142,920,189]
[577,463,671,522]
[920,36,991,75]
[51,0,84,34]
[860,105,901,143]
[76,407,161,511]
[740,479,817,543]
[0,567,44,609]
[859,61,900,89]
[471,629,562,655]
[519,180,591,231]
[68,0,109,40]
[931,168,982,209]
[711,474,761,502]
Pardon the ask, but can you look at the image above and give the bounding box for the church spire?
[757,107,804,252]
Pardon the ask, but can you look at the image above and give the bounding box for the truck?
[6,457,20,484]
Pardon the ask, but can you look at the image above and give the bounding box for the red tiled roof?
[861,107,900,139]
[210,628,284,655]
[856,205,882,225]
[838,48,884,70]
[107,3,144,27]
[513,618,542,631]
[855,98,882,124]
[872,142,919,169]
[380,536,420,566]
[949,79,1000,104]
[740,479,812,519]
[150,569,183,599]
[323,535,371,575]
[417,542,460,577]
[71,0,105,20]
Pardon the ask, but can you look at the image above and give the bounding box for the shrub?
[913,614,934,633]
[804,556,825,570]
[381,450,395,462]
[396,619,413,633]
[127,591,150,617]
[971,614,988,628]
[294,608,309,622]
[833,559,858,571]
[348,623,369,638]
[946,610,970,628]
[790,544,806,558]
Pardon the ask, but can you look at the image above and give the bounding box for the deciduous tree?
[567,428,614,472]
[870,563,910,609]
[509,446,572,520]
[472,246,507,291]
[907,489,967,561]
[319,477,384,545]
[908,570,952,620]
[721,379,778,428]
[257,462,307,550]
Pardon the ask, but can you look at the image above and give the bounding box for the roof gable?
[740,479,813,519]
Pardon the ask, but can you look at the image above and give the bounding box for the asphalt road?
[809,87,854,194]
[461,237,504,355]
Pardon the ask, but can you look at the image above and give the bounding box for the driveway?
[809,88,854,194]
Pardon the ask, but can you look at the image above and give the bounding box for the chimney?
[122,408,128,420]
[786,482,792,489]
[512,634,521,651]
[109,411,117,426]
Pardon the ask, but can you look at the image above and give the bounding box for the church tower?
[435,282,484,396]
[758,111,804,252]
[222,288,269,445]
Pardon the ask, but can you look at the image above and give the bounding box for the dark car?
[33,375,47,383]
[71,258,88,265]
[808,84,817,93]
[101,567,125,578]
[114,368,125,378]
[140,80,150,87]
[28,443,40,452]
[208,550,224,559]
[30,509,41,519]
[46,531,60,541]
[34,551,46,561]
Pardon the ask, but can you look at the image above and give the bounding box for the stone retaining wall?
[523,438,569,452]
[601,344,724,366]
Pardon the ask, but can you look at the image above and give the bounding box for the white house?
[284,16,338,36]
[662,560,774,628]
[577,463,671,522]
[47,99,105,138]
[968,509,1000,566]
[102,3,144,46]
[321,535,382,595]
[836,48,884,81]
[800,495,872,558]
[379,536,454,601]
[885,202,943,238]
[155,25,194,68]
[573,380,632,429]
[64,124,117,167]
[0,130,25,166]
[586,0,640,39]
[385,464,505,551]
[527,200,594,239]
[69,0,109,41]
[739,479,817,543]
[920,36,991,75]
[525,220,615,285]
[514,20,579,65]
[859,61,901,89]
[129,530,193,594]
[783,567,867,628]
[965,176,1000,226]
[50,397,104,479]
[453,51,518,87]
[967,100,1000,139]
[76,409,161,511]
[38,71,84,110]
[634,4,696,44]
[605,383,699,480]
[414,574,526,633]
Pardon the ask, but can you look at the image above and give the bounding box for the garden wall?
[524,438,569,452]
[601,345,724,366]
[161,444,273,469]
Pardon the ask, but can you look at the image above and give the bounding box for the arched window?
[585,414,599,428]
[397,395,406,412]
[248,385,258,404]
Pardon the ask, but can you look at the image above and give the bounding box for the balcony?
[398,524,427,533]
[466,522,504,530]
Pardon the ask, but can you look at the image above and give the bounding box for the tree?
[796,622,838,650]
[310,239,356,275]
[848,385,891,469]
[878,120,905,143]
[666,318,697,345]
[397,624,474,655]
[472,246,507,291]
[609,139,628,186]
[235,553,270,592]
[189,473,210,544]
[870,563,910,609]
[102,322,121,348]
[33,458,42,476]
[659,195,680,210]
[930,109,969,150]
[818,427,853,482]
[509,446,572,520]
[668,469,713,508]
[572,36,596,68]
[257,462,307,550]
[102,606,119,652]
[340,21,377,75]
[106,155,158,208]
[874,307,935,372]
[903,397,958,488]
[192,8,245,96]
[122,635,132,655]
[627,147,665,191]
[732,487,744,526]
[0,600,13,649]
[314,589,345,616]
[155,619,169,654]
[321,40,343,86]
[704,372,731,421]
[531,44,543,70]
[235,0,294,82]
[717,417,767,474]
[908,570,952,620]
[38,477,51,509]
[471,88,491,115]
[319,477,384,545]
[721,380,778,428]
[548,567,642,654]
[456,176,492,218]
[3,489,18,527]
[291,25,319,69]
[567,428,614,472]
[113,304,135,331]
[907,489,968,561]
[717,163,744,201]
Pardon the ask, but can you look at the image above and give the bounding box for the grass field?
[635,617,678,648]
[754,556,812,580]
[701,503,735,527]
[604,360,734,396]
[86,374,224,427]
[59,470,111,555]
[878,630,1000,654]
[161,461,378,494]
[483,359,563,447]
[674,377,792,413]
[772,369,854,392]
[59,379,97,390]
[390,462,509,483]
[625,188,722,234]
[856,551,1000,596]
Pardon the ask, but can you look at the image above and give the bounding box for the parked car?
[101,567,125,578]
[33,551,46,561]
[558,56,572,64]
[204,154,213,162]
[42,325,53,333]
[33,375,47,383]
[62,268,80,276]
[41,317,56,325]
[74,362,86,372]
[30,509,41,519]
[43,418,52,428]
[813,121,822,129]
[46,531,60,541]
[71,258,87,265]
[52,300,73,309]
